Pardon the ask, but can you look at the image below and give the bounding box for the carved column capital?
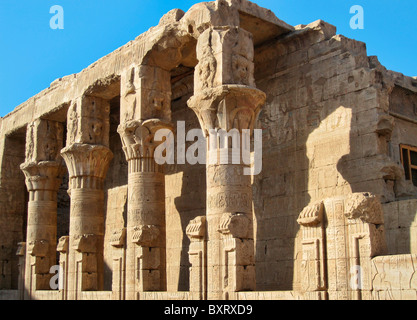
[131,225,160,247]
[297,201,324,227]
[20,161,64,193]
[61,143,113,190]
[188,26,266,136]
[57,236,69,253]
[117,119,173,162]
[188,85,265,135]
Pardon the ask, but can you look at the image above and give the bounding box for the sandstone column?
[188,26,266,300]
[20,119,64,299]
[118,65,172,299]
[61,95,113,300]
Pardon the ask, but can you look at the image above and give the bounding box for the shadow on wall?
[252,35,405,290]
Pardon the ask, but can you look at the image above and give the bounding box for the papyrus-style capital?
[61,143,113,190]
[118,119,173,162]
[188,85,265,135]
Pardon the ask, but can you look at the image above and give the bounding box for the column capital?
[188,85,265,135]
[344,192,385,225]
[61,143,113,190]
[118,119,173,162]
[188,25,266,135]
[20,161,64,193]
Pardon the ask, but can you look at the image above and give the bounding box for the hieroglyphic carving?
[16,242,26,300]
[207,191,251,213]
[111,228,126,300]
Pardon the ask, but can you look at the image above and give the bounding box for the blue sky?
[0,0,416,117]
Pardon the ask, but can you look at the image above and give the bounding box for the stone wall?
[383,200,417,255]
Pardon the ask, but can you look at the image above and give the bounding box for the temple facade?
[1,0,417,300]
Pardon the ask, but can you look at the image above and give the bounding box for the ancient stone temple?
[1,0,417,300]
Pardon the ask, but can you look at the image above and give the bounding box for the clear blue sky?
[1,0,416,117]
